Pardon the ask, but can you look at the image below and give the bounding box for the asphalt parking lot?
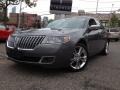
[0,41,120,90]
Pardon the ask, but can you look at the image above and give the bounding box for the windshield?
[47,17,86,29]
[0,25,6,30]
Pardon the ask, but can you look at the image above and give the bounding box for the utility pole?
[96,0,99,14]
[111,4,114,13]
[109,4,114,27]
[18,0,22,29]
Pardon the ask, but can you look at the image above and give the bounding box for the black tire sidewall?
[102,41,109,55]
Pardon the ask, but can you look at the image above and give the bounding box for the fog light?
[40,56,55,64]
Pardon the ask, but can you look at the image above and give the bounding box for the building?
[0,12,4,23]
[12,6,16,13]
[8,13,41,28]
[55,12,78,20]
[0,7,4,23]
[55,10,120,27]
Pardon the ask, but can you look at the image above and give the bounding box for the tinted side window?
[89,19,96,26]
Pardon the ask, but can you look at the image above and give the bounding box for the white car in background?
[108,28,120,41]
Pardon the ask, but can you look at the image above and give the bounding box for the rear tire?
[68,44,88,72]
[101,41,109,55]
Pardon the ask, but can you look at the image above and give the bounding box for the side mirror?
[88,25,101,32]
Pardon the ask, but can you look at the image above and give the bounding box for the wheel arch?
[76,38,88,48]
[76,38,89,56]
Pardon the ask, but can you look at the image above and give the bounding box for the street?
[0,41,120,90]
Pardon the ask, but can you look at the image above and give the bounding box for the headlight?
[42,36,70,44]
[7,35,15,49]
[7,35,15,42]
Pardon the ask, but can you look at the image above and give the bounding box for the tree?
[0,0,36,24]
[118,20,120,27]
[110,13,119,27]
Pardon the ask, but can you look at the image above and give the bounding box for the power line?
[72,6,120,10]
[79,0,120,3]
[99,1,120,3]
[81,7,120,9]
[86,10,120,13]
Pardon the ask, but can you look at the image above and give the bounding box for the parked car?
[0,24,14,41]
[6,16,109,71]
[107,28,120,41]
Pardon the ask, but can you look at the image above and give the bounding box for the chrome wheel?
[70,45,88,70]
[105,42,109,54]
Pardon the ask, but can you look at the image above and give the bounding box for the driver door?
[86,19,101,56]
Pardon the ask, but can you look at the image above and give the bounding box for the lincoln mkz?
[6,16,109,71]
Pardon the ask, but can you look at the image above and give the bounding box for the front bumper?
[6,42,74,68]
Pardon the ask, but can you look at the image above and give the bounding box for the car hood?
[15,28,85,37]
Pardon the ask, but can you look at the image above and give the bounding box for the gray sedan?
[6,16,109,71]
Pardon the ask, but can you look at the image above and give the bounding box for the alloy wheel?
[70,45,88,70]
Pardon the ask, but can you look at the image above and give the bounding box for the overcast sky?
[8,0,120,19]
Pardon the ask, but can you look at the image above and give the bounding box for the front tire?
[69,44,88,72]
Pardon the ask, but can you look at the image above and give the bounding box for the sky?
[8,0,120,19]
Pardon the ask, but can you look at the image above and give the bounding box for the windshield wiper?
[51,28,62,31]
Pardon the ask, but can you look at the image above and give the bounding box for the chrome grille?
[17,35,45,49]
